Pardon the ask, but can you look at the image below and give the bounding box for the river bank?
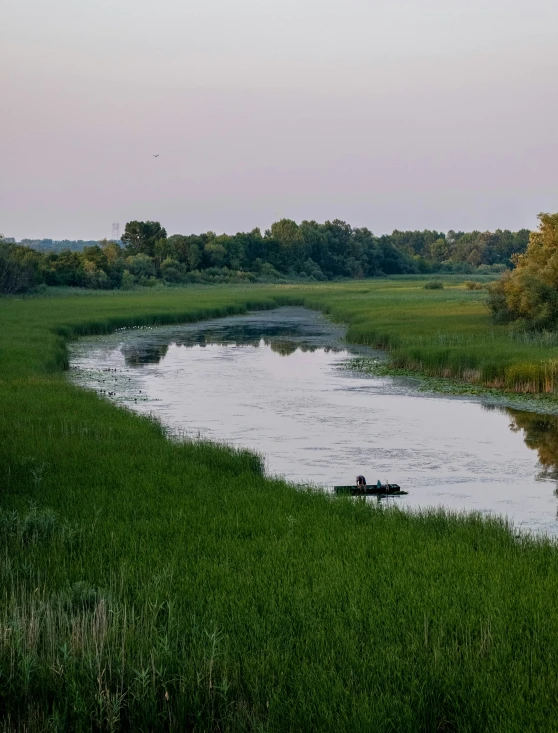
[348,356,558,414]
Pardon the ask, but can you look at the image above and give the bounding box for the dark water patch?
[120,309,349,367]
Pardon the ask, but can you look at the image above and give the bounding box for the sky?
[1,0,557,240]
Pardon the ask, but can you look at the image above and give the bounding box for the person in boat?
[356,475,367,489]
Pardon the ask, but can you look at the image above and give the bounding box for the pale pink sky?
[2,0,557,240]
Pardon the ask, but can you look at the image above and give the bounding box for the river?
[69,307,558,536]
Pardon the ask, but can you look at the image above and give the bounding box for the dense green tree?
[0,238,41,294]
[488,213,558,328]
[427,238,450,262]
[234,228,266,268]
[203,240,227,268]
[43,250,84,287]
[82,245,109,271]
[125,253,157,283]
[390,230,445,258]
[160,257,187,283]
[265,219,305,272]
[100,239,123,264]
[160,234,203,271]
[121,221,167,257]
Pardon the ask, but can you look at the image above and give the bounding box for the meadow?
[3,278,558,731]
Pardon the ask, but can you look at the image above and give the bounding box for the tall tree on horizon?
[121,221,167,257]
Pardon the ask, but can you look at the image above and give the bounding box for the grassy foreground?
[2,280,558,731]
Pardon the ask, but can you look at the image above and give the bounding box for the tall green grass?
[2,280,558,730]
[298,280,558,394]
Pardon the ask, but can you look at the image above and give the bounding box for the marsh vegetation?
[3,280,558,730]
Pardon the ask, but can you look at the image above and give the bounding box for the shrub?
[423,280,444,290]
[121,269,137,289]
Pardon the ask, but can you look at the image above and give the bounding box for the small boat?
[334,482,407,497]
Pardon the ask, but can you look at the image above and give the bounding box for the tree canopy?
[488,213,558,329]
[121,221,167,257]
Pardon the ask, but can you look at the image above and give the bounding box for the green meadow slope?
[2,280,558,732]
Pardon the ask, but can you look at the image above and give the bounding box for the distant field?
[2,279,558,731]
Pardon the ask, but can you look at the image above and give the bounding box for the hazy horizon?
[2,0,557,241]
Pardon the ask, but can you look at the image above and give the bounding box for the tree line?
[3,238,101,253]
[1,218,530,294]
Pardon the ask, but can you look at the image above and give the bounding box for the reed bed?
[2,280,558,730]
[299,281,558,394]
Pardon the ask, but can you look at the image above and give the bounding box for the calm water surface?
[69,307,558,536]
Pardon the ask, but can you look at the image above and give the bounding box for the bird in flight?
[153,154,160,157]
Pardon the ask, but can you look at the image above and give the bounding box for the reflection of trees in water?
[124,343,169,365]
[504,407,558,482]
[268,340,339,356]
[269,340,299,356]
[121,324,341,365]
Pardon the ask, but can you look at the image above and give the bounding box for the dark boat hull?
[334,484,407,496]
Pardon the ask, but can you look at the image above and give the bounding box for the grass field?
[3,279,558,731]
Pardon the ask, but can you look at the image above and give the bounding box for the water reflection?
[505,409,558,483]
[125,343,170,366]
[121,320,344,367]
